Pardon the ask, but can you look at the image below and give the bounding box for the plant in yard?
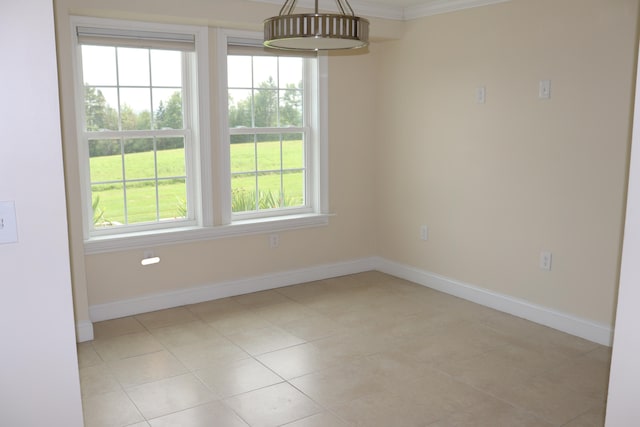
[92,195,111,226]
[231,188,296,212]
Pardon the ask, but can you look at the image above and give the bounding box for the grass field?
[91,140,305,225]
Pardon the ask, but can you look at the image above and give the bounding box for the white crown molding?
[250,0,511,21]
[404,0,511,20]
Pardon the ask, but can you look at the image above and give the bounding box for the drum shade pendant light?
[264,0,369,51]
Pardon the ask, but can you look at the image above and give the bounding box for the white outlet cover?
[0,201,18,244]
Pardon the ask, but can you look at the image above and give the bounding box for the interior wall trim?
[84,256,612,346]
[87,257,377,325]
[374,257,614,346]
[76,320,94,343]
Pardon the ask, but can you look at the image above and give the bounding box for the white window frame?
[70,21,328,254]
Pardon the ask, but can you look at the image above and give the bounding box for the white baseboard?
[374,257,614,346]
[76,320,94,343]
[86,256,613,346]
[89,257,377,323]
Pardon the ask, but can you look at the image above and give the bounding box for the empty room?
[2,0,640,425]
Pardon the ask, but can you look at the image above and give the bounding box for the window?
[222,33,327,223]
[73,18,209,239]
[72,21,327,252]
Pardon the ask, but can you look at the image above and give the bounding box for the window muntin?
[227,51,311,216]
[78,37,196,233]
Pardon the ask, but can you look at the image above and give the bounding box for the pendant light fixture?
[264,0,369,51]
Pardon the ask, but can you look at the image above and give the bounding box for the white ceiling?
[252,0,511,20]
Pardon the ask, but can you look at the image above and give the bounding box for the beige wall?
[375,0,638,325]
[55,0,638,331]
[54,0,381,309]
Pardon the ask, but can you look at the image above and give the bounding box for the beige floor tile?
[202,309,274,335]
[77,342,104,368]
[257,341,354,379]
[108,350,188,388]
[539,352,611,401]
[170,336,250,370]
[125,373,217,419]
[232,289,293,308]
[125,422,151,427]
[135,307,197,329]
[562,404,606,427]
[479,311,553,339]
[331,391,443,427]
[289,361,389,407]
[82,389,144,427]
[278,313,344,341]
[281,411,351,427]
[93,316,146,339]
[428,398,553,427]
[187,297,245,317]
[386,369,491,418]
[195,358,283,397]
[92,331,164,361]
[254,300,317,325]
[511,326,599,359]
[79,363,121,397]
[275,280,336,302]
[492,374,603,425]
[223,382,322,427]
[149,320,222,348]
[393,324,499,366]
[225,325,306,355]
[360,349,434,380]
[436,347,533,396]
[467,341,568,376]
[148,401,249,427]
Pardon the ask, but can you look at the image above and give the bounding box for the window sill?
[83,213,331,255]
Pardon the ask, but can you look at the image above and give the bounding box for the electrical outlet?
[539,251,552,271]
[420,225,428,241]
[539,80,551,99]
[269,234,279,248]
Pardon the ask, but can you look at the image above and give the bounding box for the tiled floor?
[78,272,611,427]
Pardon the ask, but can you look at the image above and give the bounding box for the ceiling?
[252,0,511,20]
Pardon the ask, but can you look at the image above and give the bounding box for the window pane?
[120,88,152,130]
[125,182,158,223]
[254,89,277,127]
[278,57,302,88]
[89,139,122,182]
[230,138,255,174]
[282,137,304,169]
[279,88,303,127]
[253,56,277,88]
[81,45,117,86]
[85,87,119,131]
[228,89,253,128]
[92,183,124,226]
[257,138,281,172]
[117,47,150,86]
[227,55,252,88]
[153,89,183,129]
[283,170,304,207]
[258,172,283,209]
[124,138,154,180]
[150,50,182,86]
[157,137,185,178]
[232,174,257,212]
[159,178,186,219]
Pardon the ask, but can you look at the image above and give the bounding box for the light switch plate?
[0,201,18,244]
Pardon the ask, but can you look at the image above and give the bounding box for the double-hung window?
[72,18,208,240]
[72,21,327,251]
[221,33,327,223]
